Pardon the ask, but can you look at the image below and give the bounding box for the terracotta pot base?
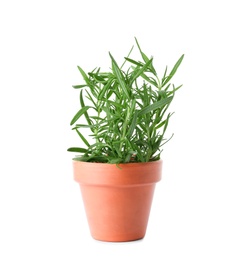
[73,161,162,242]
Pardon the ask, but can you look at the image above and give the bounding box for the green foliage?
[68,38,184,163]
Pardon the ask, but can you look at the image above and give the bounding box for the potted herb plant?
[68,38,184,242]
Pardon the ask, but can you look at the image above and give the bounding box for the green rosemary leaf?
[109,52,130,100]
[162,54,184,87]
[72,84,87,89]
[135,37,157,75]
[120,45,134,69]
[88,72,106,83]
[80,90,93,127]
[77,66,93,88]
[127,111,138,138]
[140,72,158,86]
[138,96,173,116]
[70,106,91,125]
[75,129,90,147]
[67,147,88,153]
[98,78,114,100]
[130,58,153,85]
[124,57,143,67]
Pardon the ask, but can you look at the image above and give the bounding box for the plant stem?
[120,103,130,151]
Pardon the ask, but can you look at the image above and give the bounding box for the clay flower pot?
[73,160,162,242]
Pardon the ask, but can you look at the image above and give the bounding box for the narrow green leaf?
[120,45,134,69]
[164,83,171,91]
[75,129,90,147]
[161,66,168,84]
[152,113,172,152]
[138,96,173,116]
[130,58,153,85]
[88,142,112,150]
[167,84,183,96]
[143,83,148,105]
[160,85,175,119]
[127,111,138,137]
[162,54,184,87]
[130,98,136,113]
[163,113,171,133]
[72,84,87,89]
[77,66,93,88]
[160,133,174,147]
[109,52,130,99]
[73,156,90,162]
[85,89,97,108]
[70,106,91,125]
[140,72,158,86]
[155,119,167,129]
[88,72,106,83]
[67,147,88,153]
[90,116,104,121]
[152,135,163,151]
[73,124,94,128]
[124,57,143,67]
[99,72,112,78]
[80,90,93,127]
[95,67,101,74]
[98,78,114,100]
[135,37,149,62]
[107,89,114,99]
[135,37,157,75]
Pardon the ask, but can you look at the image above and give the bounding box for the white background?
[0,0,236,259]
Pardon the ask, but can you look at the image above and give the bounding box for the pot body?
[73,160,162,242]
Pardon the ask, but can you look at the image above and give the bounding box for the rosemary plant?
[68,38,184,163]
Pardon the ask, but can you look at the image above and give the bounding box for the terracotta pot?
[73,160,162,242]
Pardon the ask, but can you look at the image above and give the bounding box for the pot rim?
[72,159,162,165]
[73,159,162,186]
